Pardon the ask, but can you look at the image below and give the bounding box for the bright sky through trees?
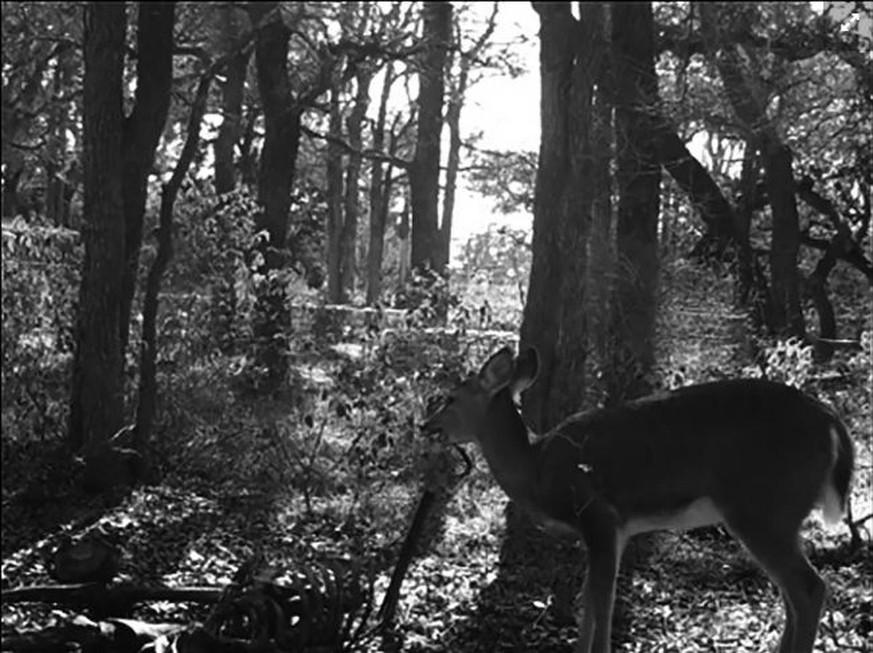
[450,2,538,261]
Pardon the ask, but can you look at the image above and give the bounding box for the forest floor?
[2,435,871,652]
[3,265,871,651]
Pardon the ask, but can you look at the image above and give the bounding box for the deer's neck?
[478,392,539,507]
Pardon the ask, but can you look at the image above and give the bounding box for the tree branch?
[300,124,410,169]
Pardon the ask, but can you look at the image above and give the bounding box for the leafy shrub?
[755,337,814,387]
[1,221,80,443]
[393,265,458,327]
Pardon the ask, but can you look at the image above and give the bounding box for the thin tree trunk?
[136,66,214,467]
[119,2,175,355]
[438,4,499,271]
[338,68,373,302]
[214,3,250,194]
[366,63,395,305]
[326,83,344,303]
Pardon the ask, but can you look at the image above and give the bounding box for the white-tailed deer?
[423,347,854,653]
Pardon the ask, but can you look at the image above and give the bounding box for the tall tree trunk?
[69,2,127,454]
[410,1,451,272]
[764,141,804,336]
[254,7,300,260]
[514,4,610,634]
[326,83,344,303]
[119,2,175,355]
[338,67,373,302]
[608,1,661,403]
[251,3,300,391]
[137,68,214,470]
[520,2,589,433]
[214,3,250,194]
[581,2,614,409]
[604,8,663,648]
[366,62,395,305]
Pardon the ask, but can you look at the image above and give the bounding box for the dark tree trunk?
[214,4,250,194]
[119,2,175,355]
[764,141,804,336]
[521,2,594,432]
[250,4,301,392]
[326,83,344,303]
[655,126,738,258]
[69,2,127,455]
[513,5,613,634]
[410,1,451,272]
[797,179,864,357]
[580,2,613,409]
[137,68,214,469]
[366,63,395,305]
[254,9,300,259]
[608,2,661,403]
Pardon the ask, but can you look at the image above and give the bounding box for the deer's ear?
[511,347,539,399]
[479,347,515,395]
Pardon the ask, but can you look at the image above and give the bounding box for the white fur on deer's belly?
[623,497,722,537]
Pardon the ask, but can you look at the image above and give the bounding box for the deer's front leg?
[576,527,622,653]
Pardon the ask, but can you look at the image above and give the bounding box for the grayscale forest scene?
[1,2,871,652]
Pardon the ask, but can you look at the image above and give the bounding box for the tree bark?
[608,2,661,403]
[69,2,127,456]
[337,67,373,302]
[250,3,300,391]
[655,126,738,257]
[410,1,451,272]
[764,141,805,336]
[136,65,214,470]
[119,2,175,355]
[699,3,804,337]
[326,82,344,303]
[520,2,593,432]
[581,2,613,409]
[254,6,300,260]
[366,63,395,305]
[214,3,250,195]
